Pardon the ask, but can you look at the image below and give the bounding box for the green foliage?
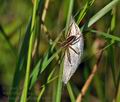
[0,0,120,102]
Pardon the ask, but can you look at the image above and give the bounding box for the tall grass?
[0,0,120,102]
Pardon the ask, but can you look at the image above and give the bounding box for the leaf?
[0,25,16,55]
[91,30,120,42]
[81,0,120,31]
[67,82,76,102]
[40,47,62,73]
[55,60,64,102]
[37,67,57,102]
[29,59,41,89]
[20,0,40,101]
[9,18,32,102]
[77,0,95,25]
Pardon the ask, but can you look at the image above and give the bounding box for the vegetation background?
[0,0,120,102]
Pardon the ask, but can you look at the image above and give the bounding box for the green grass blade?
[65,0,74,36]
[47,67,56,81]
[37,76,58,102]
[116,83,120,102]
[55,1,74,101]
[0,25,16,55]
[37,67,56,102]
[29,46,61,89]
[81,0,120,30]
[91,30,120,42]
[51,32,63,52]
[107,8,117,89]
[77,0,95,25]
[20,0,39,101]
[51,0,74,51]
[107,46,116,87]
[29,47,50,89]
[29,59,41,89]
[37,85,45,102]
[40,48,62,73]
[88,0,119,27]
[110,8,116,31]
[9,18,32,102]
[55,60,64,102]
[67,82,76,102]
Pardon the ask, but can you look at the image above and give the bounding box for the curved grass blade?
[56,0,74,102]
[9,18,32,102]
[40,48,62,73]
[116,83,120,102]
[67,82,76,102]
[77,0,95,25]
[91,30,120,42]
[65,0,74,37]
[55,60,64,102]
[29,59,41,89]
[37,68,57,101]
[20,0,40,101]
[107,8,117,89]
[0,25,16,55]
[29,45,61,90]
[81,0,120,31]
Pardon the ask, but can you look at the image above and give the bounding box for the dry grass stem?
[76,38,105,102]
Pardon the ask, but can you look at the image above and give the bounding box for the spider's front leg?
[71,35,82,45]
[69,45,80,55]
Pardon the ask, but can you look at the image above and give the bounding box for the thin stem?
[76,50,103,102]
[20,0,39,101]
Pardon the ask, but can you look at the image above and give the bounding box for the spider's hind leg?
[69,46,80,55]
[66,48,71,64]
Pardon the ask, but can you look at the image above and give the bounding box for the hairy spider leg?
[58,23,74,46]
[66,48,71,63]
[69,45,80,55]
[71,35,82,45]
[67,35,82,55]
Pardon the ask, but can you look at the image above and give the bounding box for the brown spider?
[60,23,82,63]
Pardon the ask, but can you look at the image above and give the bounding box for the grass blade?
[65,0,74,36]
[55,0,74,101]
[20,0,39,101]
[29,59,41,89]
[37,68,57,102]
[55,60,63,102]
[77,0,95,25]
[88,0,119,27]
[67,82,76,102]
[40,48,62,73]
[37,86,45,102]
[9,18,32,102]
[81,0,120,30]
[0,25,16,55]
[91,30,120,42]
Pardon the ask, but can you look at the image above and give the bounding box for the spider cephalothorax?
[61,23,82,63]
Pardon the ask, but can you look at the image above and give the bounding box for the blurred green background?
[0,0,32,87]
[0,0,120,102]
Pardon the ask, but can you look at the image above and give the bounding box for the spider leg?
[71,35,82,45]
[69,46,80,55]
[66,48,71,63]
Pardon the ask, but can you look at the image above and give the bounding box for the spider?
[61,22,82,64]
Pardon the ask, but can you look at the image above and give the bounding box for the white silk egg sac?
[62,18,84,84]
